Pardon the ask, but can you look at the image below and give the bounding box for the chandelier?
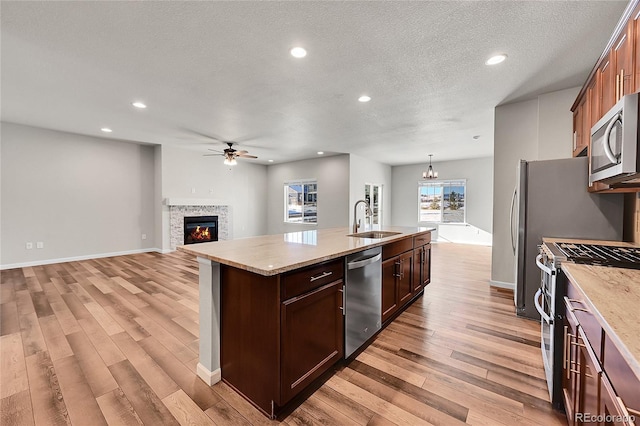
[422,154,438,179]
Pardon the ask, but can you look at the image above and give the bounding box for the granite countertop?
[178,226,433,276]
[561,262,640,382]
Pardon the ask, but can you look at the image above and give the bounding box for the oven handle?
[534,288,552,324]
[602,112,622,164]
[535,254,553,276]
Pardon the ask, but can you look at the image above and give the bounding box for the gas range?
[553,242,640,270]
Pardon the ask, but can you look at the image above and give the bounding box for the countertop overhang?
[178,226,433,276]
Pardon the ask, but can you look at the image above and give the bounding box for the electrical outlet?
[26,242,33,250]
[36,242,44,249]
[141,234,147,240]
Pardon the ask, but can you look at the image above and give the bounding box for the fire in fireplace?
[184,216,218,245]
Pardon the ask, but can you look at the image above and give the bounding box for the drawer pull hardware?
[310,271,333,282]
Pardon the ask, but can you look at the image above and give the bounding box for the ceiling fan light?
[224,157,237,166]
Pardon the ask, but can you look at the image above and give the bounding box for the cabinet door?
[397,251,413,307]
[601,374,634,426]
[412,247,423,295]
[382,257,399,323]
[563,311,579,425]
[281,281,344,404]
[573,97,589,157]
[613,22,634,99]
[601,56,616,114]
[422,244,431,289]
[577,327,602,424]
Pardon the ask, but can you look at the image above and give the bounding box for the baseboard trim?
[197,363,222,386]
[1,248,163,270]
[489,280,515,290]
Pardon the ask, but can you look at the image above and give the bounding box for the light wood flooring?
[0,242,567,425]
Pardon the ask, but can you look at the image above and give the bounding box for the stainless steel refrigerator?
[511,157,624,319]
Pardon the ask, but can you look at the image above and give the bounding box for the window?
[364,183,383,228]
[284,180,317,224]
[418,180,466,224]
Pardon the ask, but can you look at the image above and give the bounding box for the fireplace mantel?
[165,198,229,206]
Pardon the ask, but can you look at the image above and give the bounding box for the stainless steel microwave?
[589,93,640,187]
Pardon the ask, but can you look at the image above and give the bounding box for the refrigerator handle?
[509,185,517,255]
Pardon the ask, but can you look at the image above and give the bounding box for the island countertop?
[177,226,433,276]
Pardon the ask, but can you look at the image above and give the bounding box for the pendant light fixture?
[422,154,438,179]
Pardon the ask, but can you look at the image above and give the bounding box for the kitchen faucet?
[353,199,372,233]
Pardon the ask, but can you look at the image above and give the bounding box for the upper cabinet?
[572,0,640,193]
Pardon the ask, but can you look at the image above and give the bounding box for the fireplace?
[184,216,218,245]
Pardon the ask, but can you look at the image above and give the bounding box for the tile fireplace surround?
[166,199,231,250]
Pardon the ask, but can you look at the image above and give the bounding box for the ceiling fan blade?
[208,148,224,153]
[203,153,223,157]
[235,150,248,155]
[237,154,258,159]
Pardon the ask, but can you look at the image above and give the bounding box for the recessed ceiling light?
[485,54,507,65]
[101,127,113,133]
[317,151,324,155]
[132,101,147,109]
[290,47,307,58]
[268,159,274,163]
[358,95,371,103]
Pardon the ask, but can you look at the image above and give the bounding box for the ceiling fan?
[204,142,257,166]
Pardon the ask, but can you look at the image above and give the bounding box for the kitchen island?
[178,226,432,418]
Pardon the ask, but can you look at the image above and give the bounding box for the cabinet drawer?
[282,258,344,300]
[413,232,431,248]
[603,333,640,414]
[566,281,603,361]
[382,237,413,260]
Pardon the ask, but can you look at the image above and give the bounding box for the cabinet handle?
[616,74,620,101]
[627,407,640,417]
[310,271,333,282]
[564,326,569,377]
[621,68,625,98]
[400,259,405,279]
[339,286,345,315]
[566,298,589,313]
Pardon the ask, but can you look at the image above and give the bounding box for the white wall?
[390,157,494,245]
[159,145,268,251]
[491,86,579,286]
[266,155,350,234]
[1,123,156,267]
[349,154,392,230]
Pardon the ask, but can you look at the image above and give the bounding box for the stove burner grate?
[554,243,640,270]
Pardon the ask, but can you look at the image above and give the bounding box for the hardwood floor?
[0,242,567,425]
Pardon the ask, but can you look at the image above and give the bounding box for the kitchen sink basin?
[347,231,402,239]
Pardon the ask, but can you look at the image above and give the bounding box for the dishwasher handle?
[347,252,382,270]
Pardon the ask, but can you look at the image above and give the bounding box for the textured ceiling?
[0,1,628,166]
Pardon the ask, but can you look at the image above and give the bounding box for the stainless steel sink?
[347,231,402,239]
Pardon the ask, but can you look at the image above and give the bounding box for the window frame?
[417,179,467,224]
[284,179,318,225]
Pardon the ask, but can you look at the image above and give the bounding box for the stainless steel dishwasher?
[344,246,382,358]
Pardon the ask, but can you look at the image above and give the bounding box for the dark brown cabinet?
[221,258,344,418]
[562,279,640,426]
[220,231,432,418]
[381,233,429,324]
[382,256,399,323]
[412,234,431,296]
[281,280,343,403]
